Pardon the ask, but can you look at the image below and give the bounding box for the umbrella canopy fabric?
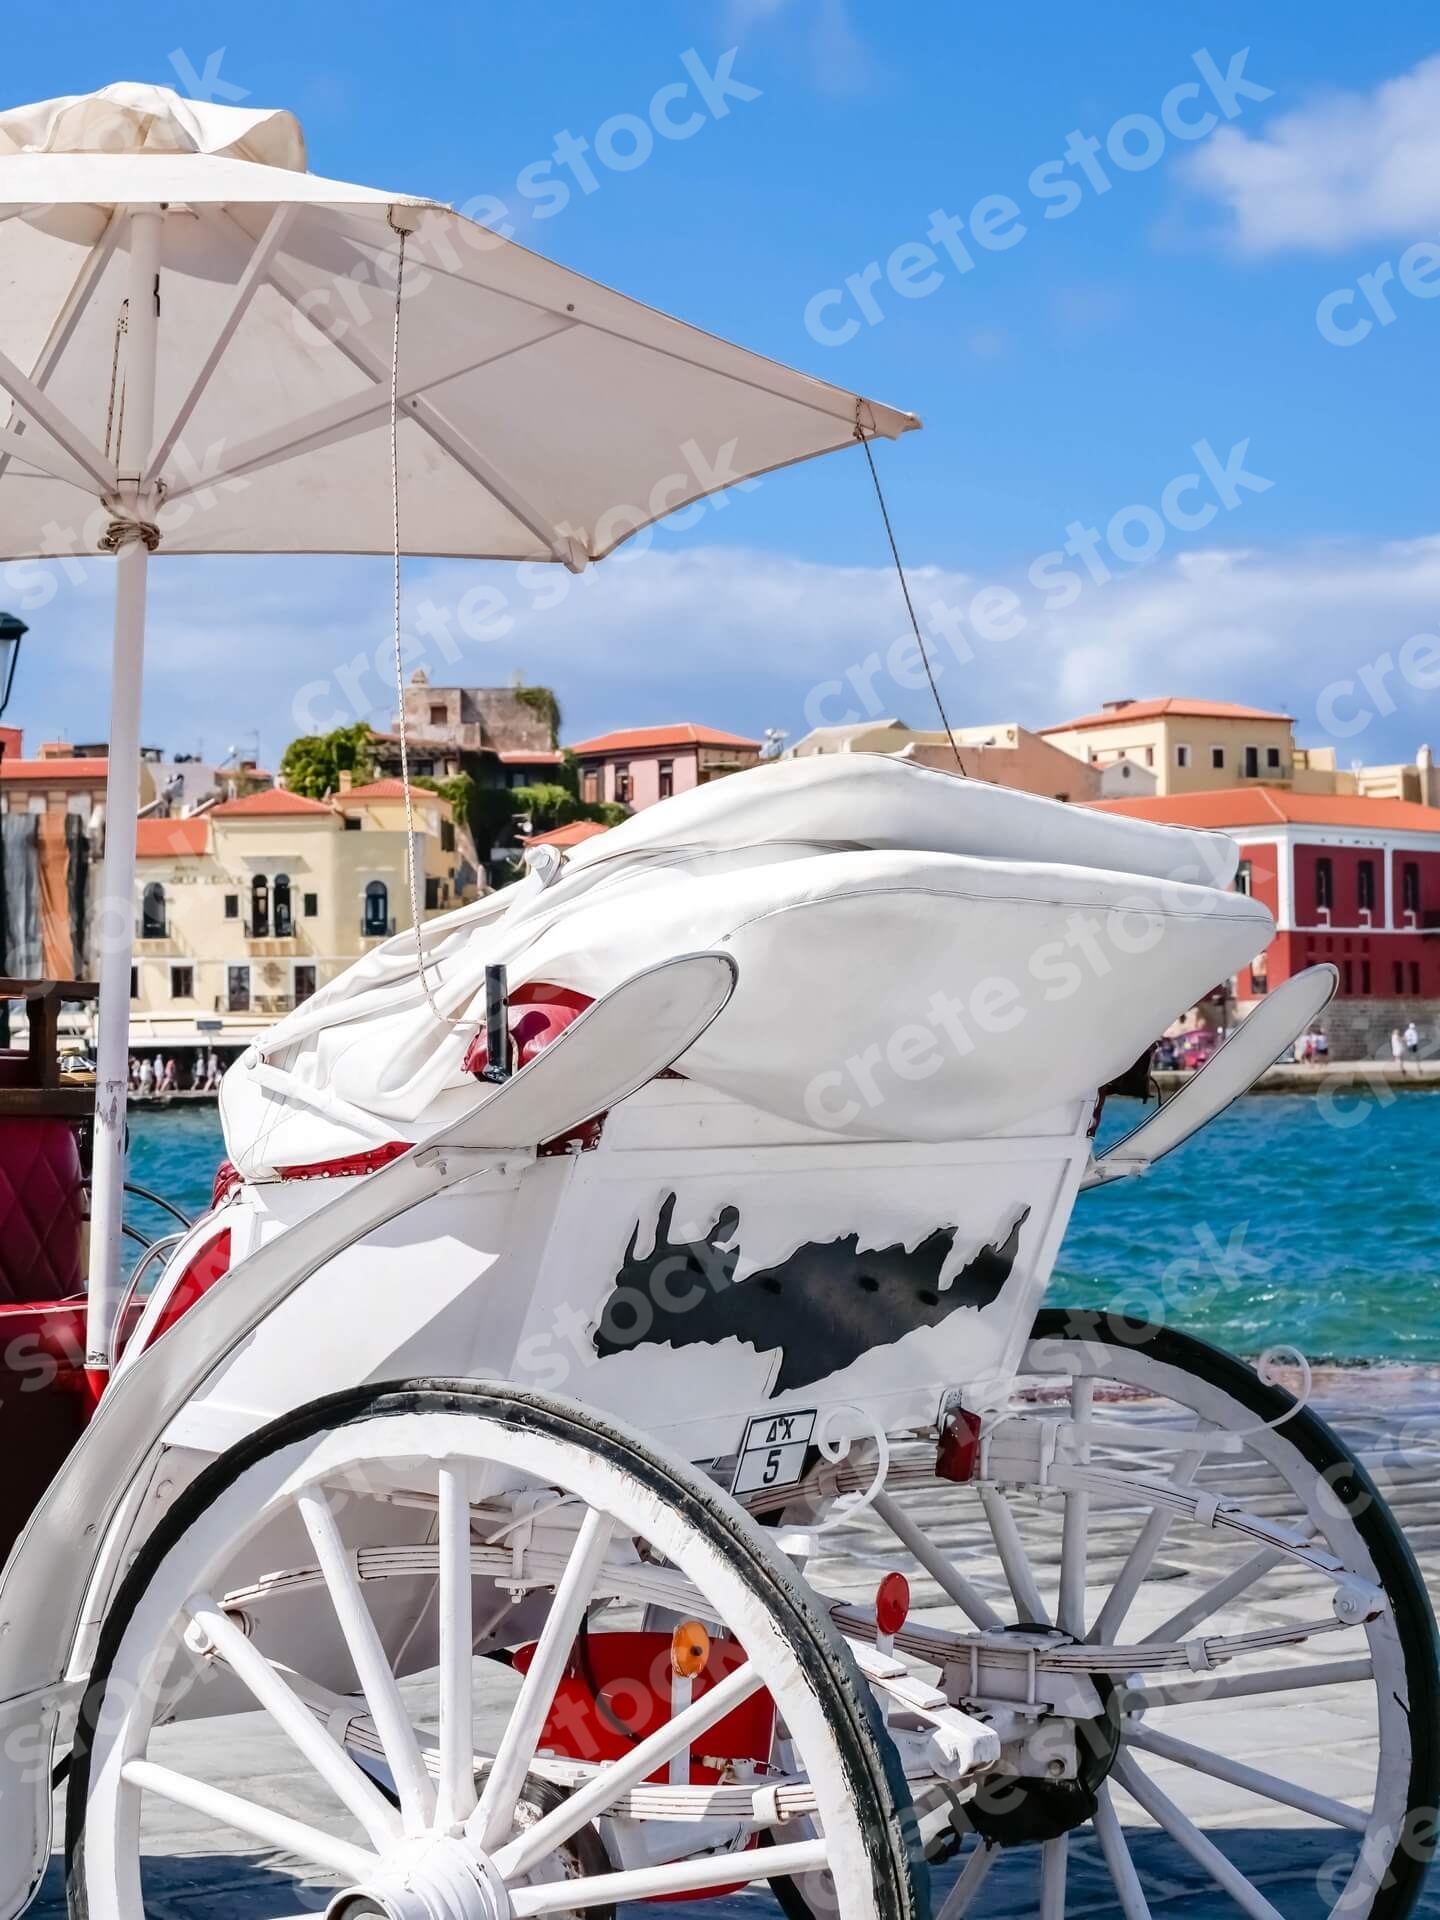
[0,82,917,566]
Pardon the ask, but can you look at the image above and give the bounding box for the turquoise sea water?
[126,1090,1440,1365]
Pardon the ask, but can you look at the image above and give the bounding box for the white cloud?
[726,0,870,97]
[1185,53,1440,253]
[12,530,1440,772]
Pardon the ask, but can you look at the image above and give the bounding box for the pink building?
[567,724,761,811]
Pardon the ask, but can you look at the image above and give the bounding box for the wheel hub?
[327,1834,512,1920]
[964,1629,1123,1849]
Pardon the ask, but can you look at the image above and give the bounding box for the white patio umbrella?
[0,82,918,1372]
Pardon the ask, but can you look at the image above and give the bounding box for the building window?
[129,966,138,1000]
[615,763,632,804]
[1244,745,1259,778]
[1358,860,1375,914]
[303,892,318,917]
[1361,959,1371,994]
[440,819,455,852]
[429,704,446,727]
[1395,960,1405,994]
[1211,746,1225,770]
[581,769,599,804]
[140,881,166,938]
[1342,959,1353,995]
[1144,746,1154,767]
[1266,745,1281,769]
[294,964,317,1004]
[363,880,389,936]
[224,893,239,919]
[1315,857,1333,913]
[658,759,674,799]
[227,964,251,1013]
[273,873,293,937]
[1175,744,1191,768]
[170,964,193,1000]
[344,814,361,831]
[1410,961,1421,995]
[251,873,269,937]
[424,876,441,912]
[1234,860,1252,896]
[1402,861,1421,915]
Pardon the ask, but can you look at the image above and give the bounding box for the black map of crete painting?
[592,1193,1031,1396]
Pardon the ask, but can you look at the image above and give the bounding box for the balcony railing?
[361,916,396,938]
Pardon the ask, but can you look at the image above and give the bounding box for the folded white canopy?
[220,758,1271,1175]
[0,82,917,563]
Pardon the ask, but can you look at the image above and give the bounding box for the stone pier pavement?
[30,1375,1440,1920]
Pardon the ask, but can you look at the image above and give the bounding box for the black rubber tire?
[1028,1309,1440,1920]
[66,1379,929,1920]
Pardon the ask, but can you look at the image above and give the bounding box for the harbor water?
[126,1089,1440,1366]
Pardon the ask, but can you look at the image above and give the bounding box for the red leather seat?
[0,1052,86,1305]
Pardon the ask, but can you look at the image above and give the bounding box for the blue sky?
[8,0,1440,767]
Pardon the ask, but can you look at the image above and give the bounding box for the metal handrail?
[123,1182,194,1230]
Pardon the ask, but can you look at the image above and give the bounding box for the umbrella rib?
[161,325,576,505]
[340,229,912,439]
[250,235,584,567]
[0,208,120,487]
[146,203,299,483]
[0,427,100,489]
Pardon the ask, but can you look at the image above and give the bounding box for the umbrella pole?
[85,206,162,1376]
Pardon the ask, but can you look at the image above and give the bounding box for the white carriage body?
[160,1080,1094,1471]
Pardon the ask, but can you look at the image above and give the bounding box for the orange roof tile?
[136,816,209,857]
[1087,787,1440,833]
[335,778,452,803]
[211,788,333,818]
[525,819,611,849]
[1040,698,1292,734]
[0,756,109,781]
[567,723,760,756]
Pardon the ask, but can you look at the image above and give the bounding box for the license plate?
[731,1408,817,1496]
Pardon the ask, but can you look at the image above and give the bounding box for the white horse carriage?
[0,83,1433,1920]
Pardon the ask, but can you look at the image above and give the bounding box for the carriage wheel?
[790,1313,1438,1920]
[66,1380,923,1920]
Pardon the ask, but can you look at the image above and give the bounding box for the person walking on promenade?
[1405,1019,1420,1057]
[1392,1028,1406,1072]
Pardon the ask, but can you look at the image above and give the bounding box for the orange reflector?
[875,1571,910,1638]
[671,1619,711,1678]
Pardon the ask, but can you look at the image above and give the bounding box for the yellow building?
[1039,698,1296,795]
[129,779,473,1060]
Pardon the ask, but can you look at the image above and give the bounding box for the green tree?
[279,723,375,799]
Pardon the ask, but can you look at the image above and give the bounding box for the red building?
[1090,788,1440,1055]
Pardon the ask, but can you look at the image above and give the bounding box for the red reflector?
[875,1571,910,1637]
[936,1406,983,1483]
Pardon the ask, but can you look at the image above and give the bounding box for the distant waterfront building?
[390,671,565,788]
[1090,786,1440,1058]
[567,724,761,811]
[128,781,474,1061]
[1041,696,1440,807]
[788,718,1105,803]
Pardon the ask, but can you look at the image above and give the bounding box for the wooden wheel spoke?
[506,1837,829,1915]
[470,1505,616,1852]
[979,1485,1050,1626]
[492,1659,766,1883]
[1126,1722,1369,1832]
[120,1757,379,1882]
[1093,1782,1152,1920]
[184,1593,401,1852]
[435,1463,478,1827]
[936,1838,997,1920]
[298,1485,437,1834]
[1058,1376,1093,1636]
[1114,1754,1289,1920]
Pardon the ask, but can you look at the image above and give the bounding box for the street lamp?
[0,611,28,719]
